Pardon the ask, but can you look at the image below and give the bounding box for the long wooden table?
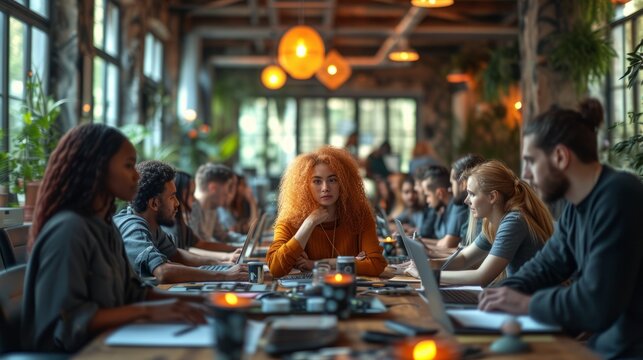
[74,285,598,360]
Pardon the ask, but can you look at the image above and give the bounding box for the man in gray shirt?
[115,160,247,283]
[191,163,246,245]
[479,100,643,359]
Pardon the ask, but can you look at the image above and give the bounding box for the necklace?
[320,218,339,257]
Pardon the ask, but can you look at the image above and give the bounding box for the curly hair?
[131,160,176,212]
[276,146,373,233]
[30,124,128,247]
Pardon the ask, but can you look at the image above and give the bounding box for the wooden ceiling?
[170,0,518,68]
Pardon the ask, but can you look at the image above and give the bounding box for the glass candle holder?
[322,272,355,320]
[209,292,253,360]
[380,236,397,256]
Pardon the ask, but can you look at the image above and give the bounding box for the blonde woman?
[436,160,554,286]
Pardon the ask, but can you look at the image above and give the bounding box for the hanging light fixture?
[261,65,287,90]
[388,38,419,62]
[411,0,454,8]
[278,25,325,80]
[316,49,352,90]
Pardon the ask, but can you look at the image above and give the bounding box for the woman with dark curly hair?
[23,124,205,353]
[266,146,387,277]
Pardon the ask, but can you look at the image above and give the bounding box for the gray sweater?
[22,211,149,352]
[500,166,643,359]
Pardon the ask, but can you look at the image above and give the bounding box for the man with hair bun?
[479,99,643,359]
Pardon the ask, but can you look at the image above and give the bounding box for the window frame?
[0,0,51,154]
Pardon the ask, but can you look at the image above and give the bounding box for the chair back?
[2,225,30,265]
[0,264,26,353]
[0,231,15,270]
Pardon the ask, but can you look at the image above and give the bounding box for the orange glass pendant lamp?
[316,50,352,90]
[411,0,454,7]
[261,65,287,90]
[278,25,325,80]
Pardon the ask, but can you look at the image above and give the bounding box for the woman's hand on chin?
[307,207,332,226]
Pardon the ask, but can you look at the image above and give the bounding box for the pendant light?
[278,25,325,79]
[261,65,287,90]
[411,0,454,8]
[316,50,352,90]
[388,38,419,62]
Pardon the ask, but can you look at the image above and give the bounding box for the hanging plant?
[481,43,520,103]
[548,21,616,94]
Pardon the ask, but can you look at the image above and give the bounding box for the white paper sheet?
[446,309,560,332]
[105,320,266,352]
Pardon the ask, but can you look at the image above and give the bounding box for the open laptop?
[199,212,265,272]
[375,209,409,264]
[394,219,560,334]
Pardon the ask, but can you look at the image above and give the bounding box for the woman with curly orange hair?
[267,146,387,277]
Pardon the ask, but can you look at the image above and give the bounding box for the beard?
[157,211,176,227]
[539,163,570,203]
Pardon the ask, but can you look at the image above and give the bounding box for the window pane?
[93,57,105,123]
[31,27,49,91]
[299,98,326,153]
[611,87,625,144]
[267,98,296,177]
[9,18,26,98]
[94,0,105,49]
[328,98,355,148]
[9,98,23,151]
[239,98,267,176]
[0,13,4,97]
[612,25,625,80]
[388,98,416,173]
[144,34,154,78]
[358,99,386,159]
[30,0,49,18]
[153,39,163,81]
[105,63,119,126]
[105,1,119,56]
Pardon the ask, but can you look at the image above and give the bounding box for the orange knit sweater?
[266,218,387,278]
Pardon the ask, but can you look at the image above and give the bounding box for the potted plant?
[8,71,67,220]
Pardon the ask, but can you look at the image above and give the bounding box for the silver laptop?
[394,219,560,334]
[199,212,266,272]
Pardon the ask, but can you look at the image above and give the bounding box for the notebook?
[394,219,560,334]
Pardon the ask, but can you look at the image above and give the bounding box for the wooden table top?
[74,284,598,360]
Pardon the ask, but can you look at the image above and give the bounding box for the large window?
[92,0,120,126]
[608,5,643,144]
[238,96,418,179]
[143,33,165,155]
[0,0,50,152]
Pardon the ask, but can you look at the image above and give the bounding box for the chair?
[0,265,26,353]
[1,225,30,266]
[0,232,14,271]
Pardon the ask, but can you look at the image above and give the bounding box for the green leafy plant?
[9,72,67,194]
[179,120,238,174]
[610,38,643,177]
[549,21,616,94]
[119,123,179,164]
[481,43,520,102]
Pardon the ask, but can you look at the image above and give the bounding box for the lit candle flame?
[334,273,343,282]
[413,339,437,360]
[225,293,239,305]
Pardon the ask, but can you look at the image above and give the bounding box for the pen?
[173,324,198,337]
[440,245,464,271]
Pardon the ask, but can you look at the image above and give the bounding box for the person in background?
[365,141,392,180]
[219,174,259,234]
[394,174,424,233]
[190,163,246,245]
[267,146,387,278]
[434,160,553,286]
[163,170,239,260]
[479,99,643,359]
[23,124,205,353]
[420,165,469,249]
[115,160,247,283]
[408,140,441,176]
